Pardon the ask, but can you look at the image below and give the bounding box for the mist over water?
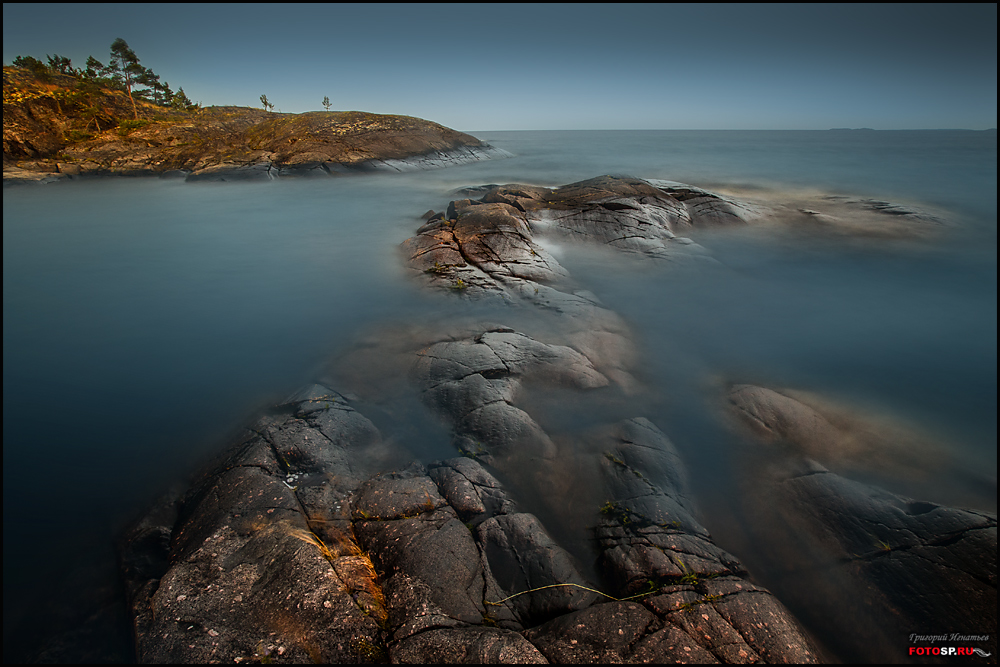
[3,130,996,661]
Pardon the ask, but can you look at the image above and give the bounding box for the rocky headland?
[2,65,508,184]
[118,175,994,663]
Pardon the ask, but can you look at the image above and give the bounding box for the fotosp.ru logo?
[908,646,992,657]
[908,634,992,658]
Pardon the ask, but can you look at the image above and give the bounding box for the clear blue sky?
[3,3,996,131]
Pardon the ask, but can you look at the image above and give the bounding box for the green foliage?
[12,55,51,81]
[351,637,388,662]
[46,54,74,75]
[67,129,94,142]
[603,452,626,466]
[323,95,331,111]
[677,561,700,586]
[83,56,106,81]
[260,94,274,112]
[171,87,197,111]
[425,261,453,275]
[117,118,151,137]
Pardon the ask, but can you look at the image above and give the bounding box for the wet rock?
[524,602,666,663]
[477,513,598,625]
[647,179,770,226]
[120,389,396,663]
[391,626,548,664]
[726,383,949,480]
[355,145,513,172]
[822,194,945,224]
[429,457,519,525]
[772,461,996,655]
[596,419,741,592]
[429,457,595,628]
[727,383,997,660]
[352,458,597,638]
[586,418,818,663]
[403,176,734,299]
[412,327,608,463]
[352,469,493,630]
[185,162,276,182]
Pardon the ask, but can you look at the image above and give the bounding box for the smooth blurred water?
[3,130,996,661]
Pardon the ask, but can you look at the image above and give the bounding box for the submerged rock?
[403,175,736,296]
[122,370,820,664]
[547,417,820,665]
[120,387,402,663]
[727,383,998,661]
[412,327,610,464]
[118,170,974,663]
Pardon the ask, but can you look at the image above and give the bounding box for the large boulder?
[120,387,403,663]
[352,457,599,645]
[412,327,610,464]
[727,383,997,661]
[519,418,818,664]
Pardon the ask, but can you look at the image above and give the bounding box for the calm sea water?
[3,130,996,662]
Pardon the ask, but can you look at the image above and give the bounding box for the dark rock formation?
[403,176,753,298]
[524,417,818,665]
[117,170,976,664]
[122,385,596,663]
[727,384,998,661]
[412,327,609,463]
[122,367,822,664]
[120,386,404,663]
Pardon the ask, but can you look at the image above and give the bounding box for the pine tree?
[83,56,107,82]
[46,54,74,75]
[171,87,195,111]
[323,96,331,112]
[260,94,274,112]
[12,55,50,81]
[105,37,173,120]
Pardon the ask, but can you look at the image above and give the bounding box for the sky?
[3,3,996,131]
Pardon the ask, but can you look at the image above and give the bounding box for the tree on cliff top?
[107,38,147,119]
[12,55,51,81]
[46,54,74,75]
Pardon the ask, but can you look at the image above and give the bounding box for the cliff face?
[3,67,500,181]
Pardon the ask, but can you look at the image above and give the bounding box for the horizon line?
[463,127,998,133]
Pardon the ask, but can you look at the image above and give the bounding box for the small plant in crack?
[599,499,648,528]
[420,490,437,513]
[351,637,388,662]
[876,540,892,553]
[425,261,452,275]
[603,451,626,466]
[451,278,468,290]
[677,561,699,586]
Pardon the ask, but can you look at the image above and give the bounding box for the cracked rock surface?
[403,176,737,303]
[120,387,397,663]
[120,173,973,664]
[727,383,998,661]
